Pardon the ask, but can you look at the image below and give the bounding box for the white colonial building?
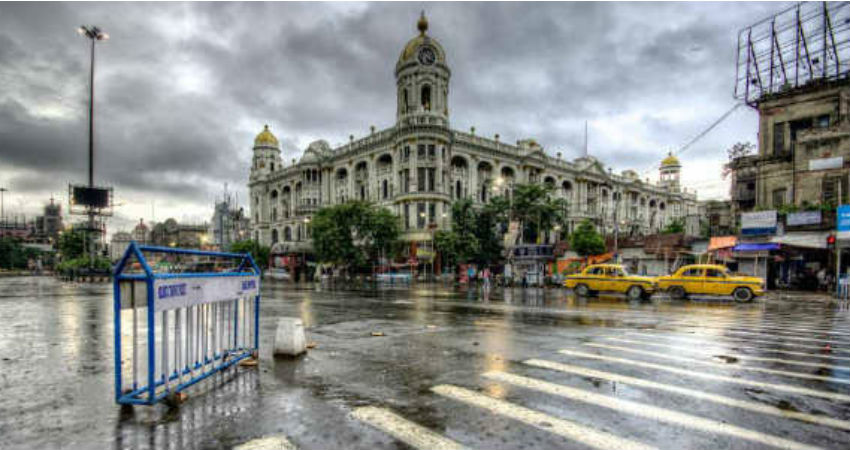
[248,13,699,255]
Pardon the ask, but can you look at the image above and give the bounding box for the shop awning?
[708,236,738,251]
[732,243,780,252]
[770,232,831,249]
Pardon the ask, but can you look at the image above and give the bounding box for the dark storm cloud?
[0,2,791,227]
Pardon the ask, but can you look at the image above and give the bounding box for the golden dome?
[254,124,279,148]
[398,12,446,64]
[661,152,680,167]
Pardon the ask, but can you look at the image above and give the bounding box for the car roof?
[678,264,727,270]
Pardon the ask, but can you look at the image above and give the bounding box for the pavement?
[1,276,850,450]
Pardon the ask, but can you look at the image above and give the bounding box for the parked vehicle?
[655,264,764,303]
[563,264,656,300]
[266,267,292,281]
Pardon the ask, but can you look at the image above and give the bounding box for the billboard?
[69,184,113,216]
[741,210,777,235]
[735,2,850,104]
[809,157,844,171]
[787,211,822,226]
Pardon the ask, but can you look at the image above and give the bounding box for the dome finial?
[417,11,428,35]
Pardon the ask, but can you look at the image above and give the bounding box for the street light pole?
[0,187,6,226]
[77,25,108,267]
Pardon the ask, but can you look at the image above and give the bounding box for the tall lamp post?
[0,187,7,226]
[77,25,108,267]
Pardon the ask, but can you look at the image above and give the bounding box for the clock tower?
[395,12,450,126]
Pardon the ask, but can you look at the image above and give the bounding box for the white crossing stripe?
[603,337,850,372]
[719,329,850,346]
[523,359,850,431]
[485,371,826,450]
[585,343,850,385]
[667,321,850,338]
[431,384,657,450]
[627,332,850,361]
[234,435,297,450]
[557,349,850,402]
[351,406,468,450]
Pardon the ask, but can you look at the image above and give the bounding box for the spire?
[417,11,428,35]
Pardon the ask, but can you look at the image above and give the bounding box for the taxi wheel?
[626,285,644,301]
[668,286,687,300]
[733,287,754,303]
[575,284,591,297]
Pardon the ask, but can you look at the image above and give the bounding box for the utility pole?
[0,187,6,226]
[78,25,108,267]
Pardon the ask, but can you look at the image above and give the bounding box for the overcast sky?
[0,1,787,234]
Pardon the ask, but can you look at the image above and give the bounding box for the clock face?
[418,47,436,65]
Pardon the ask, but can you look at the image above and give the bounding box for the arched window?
[284,227,291,241]
[270,163,275,172]
[296,226,302,241]
[421,85,431,111]
[271,229,279,244]
[382,179,389,199]
[455,180,462,199]
[272,207,277,222]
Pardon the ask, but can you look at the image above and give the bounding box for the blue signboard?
[837,205,850,239]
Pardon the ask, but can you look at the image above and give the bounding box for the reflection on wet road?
[1,276,849,449]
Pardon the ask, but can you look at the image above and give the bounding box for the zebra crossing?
[234,309,850,450]
[345,315,850,450]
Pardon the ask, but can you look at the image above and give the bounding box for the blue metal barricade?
[113,242,261,405]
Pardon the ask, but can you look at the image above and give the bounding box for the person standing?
[482,267,491,289]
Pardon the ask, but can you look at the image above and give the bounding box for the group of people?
[467,266,492,288]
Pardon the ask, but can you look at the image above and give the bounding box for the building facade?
[248,13,699,254]
[730,79,850,214]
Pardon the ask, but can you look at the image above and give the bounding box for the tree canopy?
[569,219,606,257]
[661,218,685,234]
[311,201,401,268]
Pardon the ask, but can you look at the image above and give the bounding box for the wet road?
[1,276,850,450]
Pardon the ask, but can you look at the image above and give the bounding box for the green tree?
[229,239,271,268]
[661,218,685,234]
[504,184,569,243]
[58,229,86,260]
[0,237,40,269]
[473,206,503,266]
[311,201,400,269]
[570,219,606,257]
[434,199,481,269]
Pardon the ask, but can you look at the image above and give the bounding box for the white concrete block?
[273,317,306,356]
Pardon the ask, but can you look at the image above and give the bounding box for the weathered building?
[730,79,850,212]
[248,13,699,255]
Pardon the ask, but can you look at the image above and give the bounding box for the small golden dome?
[398,12,446,65]
[417,11,428,35]
[254,124,279,148]
[661,152,680,167]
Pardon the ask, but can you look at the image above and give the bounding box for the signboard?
[151,275,259,312]
[809,157,844,171]
[787,211,822,227]
[741,210,777,235]
[838,205,850,240]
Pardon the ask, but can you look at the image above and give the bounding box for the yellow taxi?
[655,264,765,302]
[564,264,656,300]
